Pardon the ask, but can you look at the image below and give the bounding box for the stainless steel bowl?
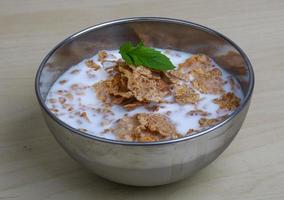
[35,17,254,186]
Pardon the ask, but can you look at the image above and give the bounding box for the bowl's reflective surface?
[35,17,254,186]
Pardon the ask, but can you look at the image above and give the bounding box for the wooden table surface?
[1,0,284,199]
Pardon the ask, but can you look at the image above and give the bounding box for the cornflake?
[48,98,57,103]
[125,66,169,102]
[80,111,90,123]
[113,116,139,141]
[58,97,66,104]
[123,101,145,111]
[59,80,67,85]
[164,69,186,84]
[106,74,133,99]
[213,92,240,111]
[179,54,225,94]
[93,70,143,110]
[85,59,100,71]
[113,113,181,142]
[179,54,212,69]
[62,103,73,112]
[93,64,169,107]
[186,129,197,135]
[229,77,236,91]
[187,109,210,116]
[50,108,59,113]
[64,93,73,100]
[174,85,200,104]
[136,113,176,137]
[93,81,112,104]
[98,51,108,62]
[199,116,226,128]
[70,69,80,74]
[145,105,160,112]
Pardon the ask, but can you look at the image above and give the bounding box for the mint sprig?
[119,42,175,71]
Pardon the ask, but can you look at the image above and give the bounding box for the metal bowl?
[35,17,254,186]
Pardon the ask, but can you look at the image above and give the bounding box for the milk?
[45,49,244,139]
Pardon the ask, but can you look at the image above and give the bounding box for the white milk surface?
[45,49,244,139]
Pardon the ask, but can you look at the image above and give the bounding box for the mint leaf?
[119,42,133,64]
[119,42,175,71]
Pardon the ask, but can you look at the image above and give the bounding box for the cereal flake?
[213,92,241,111]
[174,85,200,104]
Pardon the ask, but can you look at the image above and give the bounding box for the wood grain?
[0,0,284,199]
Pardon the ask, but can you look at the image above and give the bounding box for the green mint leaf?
[119,42,134,64]
[119,42,175,71]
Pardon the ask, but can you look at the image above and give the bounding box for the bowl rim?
[35,17,254,146]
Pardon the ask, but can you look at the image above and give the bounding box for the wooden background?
[1,0,284,199]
